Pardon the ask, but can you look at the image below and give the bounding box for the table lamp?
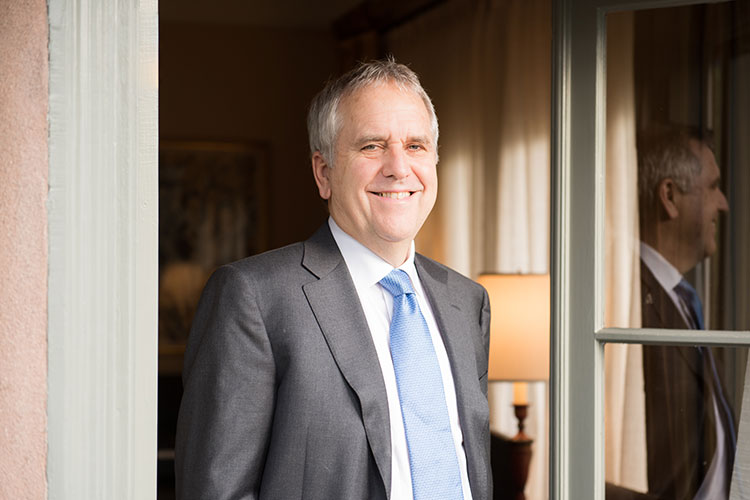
[476,273,550,500]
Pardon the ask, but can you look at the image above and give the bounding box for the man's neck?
[328,217,414,268]
[370,242,412,268]
[641,230,695,274]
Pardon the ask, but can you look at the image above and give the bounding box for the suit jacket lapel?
[415,255,488,500]
[641,261,703,376]
[641,261,690,330]
[301,224,392,495]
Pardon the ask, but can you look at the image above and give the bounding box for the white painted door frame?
[47,0,158,498]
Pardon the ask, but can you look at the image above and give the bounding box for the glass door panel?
[602,4,750,498]
[604,342,746,498]
[604,2,750,332]
[553,0,750,498]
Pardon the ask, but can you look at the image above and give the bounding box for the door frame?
[47,1,158,498]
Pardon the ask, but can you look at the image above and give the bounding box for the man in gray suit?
[175,59,492,500]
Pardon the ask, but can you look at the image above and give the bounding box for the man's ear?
[311,151,332,200]
[657,178,680,219]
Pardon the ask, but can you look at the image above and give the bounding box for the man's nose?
[718,189,729,212]
[381,147,410,179]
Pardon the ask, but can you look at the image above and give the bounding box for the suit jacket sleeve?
[175,263,275,500]
[479,287,491,398]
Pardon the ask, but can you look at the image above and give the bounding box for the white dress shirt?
[329,217,473,500]
[640,242,728,499]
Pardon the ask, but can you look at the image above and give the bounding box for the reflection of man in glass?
[638,129,733,499]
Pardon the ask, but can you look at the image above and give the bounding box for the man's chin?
[372,219,423,241]
[376,231,418,246]
[703,242,717,260]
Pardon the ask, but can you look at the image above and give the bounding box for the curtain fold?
[604,11,648,493]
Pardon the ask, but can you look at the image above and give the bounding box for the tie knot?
[674,278,700,305]
[379,269,415,297]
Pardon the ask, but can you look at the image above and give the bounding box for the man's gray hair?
[307,57,439,166]
[637,129,708,212]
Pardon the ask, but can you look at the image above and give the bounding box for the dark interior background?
[157,1,467,497]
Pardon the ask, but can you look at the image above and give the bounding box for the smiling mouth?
[373,191,413,199]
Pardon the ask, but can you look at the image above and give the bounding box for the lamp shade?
[476,274,550,382]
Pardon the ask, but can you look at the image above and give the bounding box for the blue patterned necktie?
[674,279,737,452]
[379,269,464,500]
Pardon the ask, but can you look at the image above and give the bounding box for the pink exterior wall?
[0,0,49,498]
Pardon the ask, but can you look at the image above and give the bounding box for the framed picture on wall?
[158,140,269,373]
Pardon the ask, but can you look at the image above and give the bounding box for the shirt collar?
[328,216,420,294]
[640,241,683,291]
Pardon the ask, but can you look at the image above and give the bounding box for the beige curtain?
[387,0,550,497]
[604,11,648,493]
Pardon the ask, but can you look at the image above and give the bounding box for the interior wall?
[159,22,339,249]
[0,0,49,497]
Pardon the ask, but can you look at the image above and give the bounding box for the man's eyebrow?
[356,135,387,145]
[407,135,431,144]
[355,135,433,147]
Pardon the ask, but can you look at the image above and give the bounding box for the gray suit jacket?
[175,223,492,500]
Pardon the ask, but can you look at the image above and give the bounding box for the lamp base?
[510,403,533,500]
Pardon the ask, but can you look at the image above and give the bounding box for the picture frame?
[158,140,269,373]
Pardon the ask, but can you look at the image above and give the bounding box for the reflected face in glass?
[674,141,729,264]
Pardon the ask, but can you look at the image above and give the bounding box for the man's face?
[313,82,438,263]
[674,141,729,264]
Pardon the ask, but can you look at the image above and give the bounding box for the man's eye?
[361,144,377,151]
[408,144,424,151]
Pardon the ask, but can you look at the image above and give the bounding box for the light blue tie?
[379,269,464,500]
